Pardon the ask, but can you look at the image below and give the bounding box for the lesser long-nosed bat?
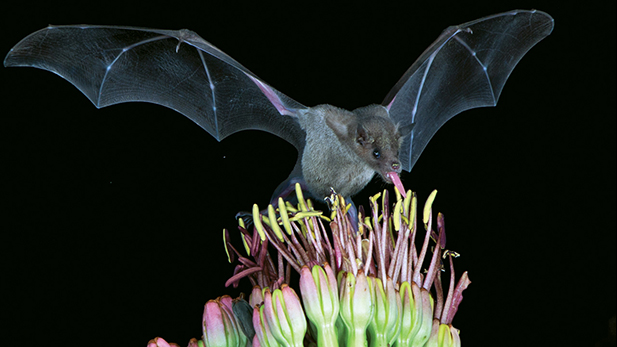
[4,10,553,201]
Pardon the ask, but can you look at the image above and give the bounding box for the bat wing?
[4,25,308,152]
[383,10,554,172]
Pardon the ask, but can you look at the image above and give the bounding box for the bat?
[4,9,554,203]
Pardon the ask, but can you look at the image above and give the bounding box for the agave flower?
[149,184,470,347]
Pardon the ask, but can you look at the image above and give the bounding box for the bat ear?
[326,111,357,142]
[355,124,374,146]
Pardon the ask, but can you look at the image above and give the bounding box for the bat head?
[322,103,405,197]
[351,105,404,185]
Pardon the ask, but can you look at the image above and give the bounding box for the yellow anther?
[278,197,292,235]
[285,201,298,213]
[345,202,352,214]
[295,183,308,212]
[403,189,412,218]
[370,192,382,202]
[394,185,402,201]
[268,204,284,242]
[393,199,402,231]
[223,229,231,263]
[401,215,409,225]
[241,233,250,256]
[252,204,266,241]
[410,194,417,227]
[423,189,438,226]
[290,211,323,221]
[364,216,371,226]
[320,215,332,222]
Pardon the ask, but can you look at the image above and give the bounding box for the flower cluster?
[148,185,470,347]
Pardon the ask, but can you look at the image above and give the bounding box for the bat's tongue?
[386,171,406,198]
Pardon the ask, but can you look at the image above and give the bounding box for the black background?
[1,1,615,346]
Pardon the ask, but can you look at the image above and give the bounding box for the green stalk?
[314,322,339,347]
[346,326,368,347]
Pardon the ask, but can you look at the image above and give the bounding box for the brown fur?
[296,104,402,198]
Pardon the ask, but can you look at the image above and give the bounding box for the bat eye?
[372,149,381,159]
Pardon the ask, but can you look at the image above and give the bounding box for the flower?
[253,301,281,347]
[339,270,374,347]
[202,296,248,347]
[299,263,339,347]
[147,337,180,347]
[397,280,433,346]
[148,184,471,346]
[262,285,307,347]
[366,276,401,347]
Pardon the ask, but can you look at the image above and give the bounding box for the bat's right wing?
[383,10,554,172]
[4,25,308,151]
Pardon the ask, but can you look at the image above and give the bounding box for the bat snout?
[390,161,401,173]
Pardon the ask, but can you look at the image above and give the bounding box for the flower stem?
[315,322,339,347]
[346,327,368,347]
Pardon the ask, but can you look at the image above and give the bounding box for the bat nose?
[391,161,401,172]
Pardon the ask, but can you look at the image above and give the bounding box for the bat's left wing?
[383,10,554,172]
[4,25,308,152]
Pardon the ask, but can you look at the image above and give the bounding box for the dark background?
[1,1,614,346]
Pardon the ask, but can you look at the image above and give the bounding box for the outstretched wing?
[4,25,307,151]
[383,10,554,172]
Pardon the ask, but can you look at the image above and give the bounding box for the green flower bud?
[339,271,374,347]
[367,276,402,347]
[202,296,248,347]
[263,285,307,347]
[300,263,340,347]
